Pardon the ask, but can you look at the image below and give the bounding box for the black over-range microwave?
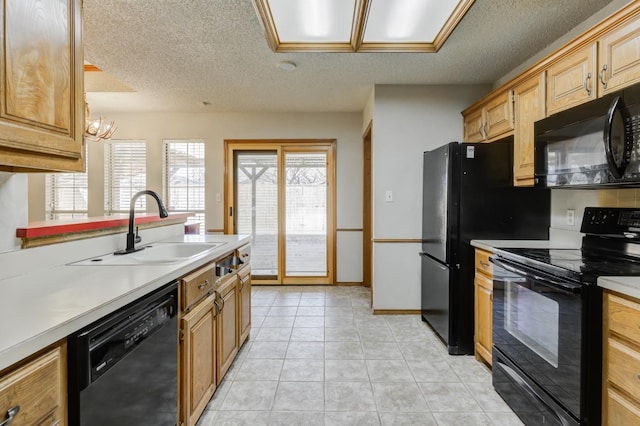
[535,82,640,188]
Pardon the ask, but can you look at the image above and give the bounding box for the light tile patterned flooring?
[197,286,523,426]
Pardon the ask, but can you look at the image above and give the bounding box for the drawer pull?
[198,279,209,290]
[1,406,20,426]
[479,261,490,268]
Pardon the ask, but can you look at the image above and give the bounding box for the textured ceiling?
[83,0,615,114]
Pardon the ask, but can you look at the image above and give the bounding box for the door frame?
[224,139,337,285]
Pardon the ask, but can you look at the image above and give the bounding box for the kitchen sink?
[70,242,226,266]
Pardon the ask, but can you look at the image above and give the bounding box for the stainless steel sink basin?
[70,242,226,266]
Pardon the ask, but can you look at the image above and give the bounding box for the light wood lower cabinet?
[603,291,640,424]
[217,274,239,383]
[474,248,493,367]
[238,265,252,345]
[0,342,67,426]
[180,295,217,426]
[178,249,251,426]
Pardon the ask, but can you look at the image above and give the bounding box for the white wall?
[0,173,27,252]
[27,111,364,283]
[370,85,490,310]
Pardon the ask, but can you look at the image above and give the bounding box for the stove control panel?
[582,207,640,234]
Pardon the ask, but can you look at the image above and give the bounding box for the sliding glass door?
[226,141,335,285]
[235,152,278,279]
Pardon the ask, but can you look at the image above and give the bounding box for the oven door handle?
[491,258,582,294]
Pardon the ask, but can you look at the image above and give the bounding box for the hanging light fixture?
[84,94,117,142]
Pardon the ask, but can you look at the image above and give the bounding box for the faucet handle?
[135,226,142,243]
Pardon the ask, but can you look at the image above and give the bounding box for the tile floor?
[197,285,523,426]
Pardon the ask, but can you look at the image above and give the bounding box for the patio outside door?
[225,141,335,285]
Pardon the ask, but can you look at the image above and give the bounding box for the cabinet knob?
[480,261,490,268]
[0,406,20,426]
[198,279,209,290]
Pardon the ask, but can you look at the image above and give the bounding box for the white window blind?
[163,140,205,234]
[45,172,89,220]
[105,140,147,214]
[45,147,88,220]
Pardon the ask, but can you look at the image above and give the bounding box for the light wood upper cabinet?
[513,73,546,186]
[0,0,85,172]
[547,44,598,115]
[598,13,640,96]
[463,90,514,142]
[0,343,66,426]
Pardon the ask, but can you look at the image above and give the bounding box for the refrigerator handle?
[419,252,448,271]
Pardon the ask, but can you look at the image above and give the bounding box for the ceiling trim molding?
[252,0,476,53]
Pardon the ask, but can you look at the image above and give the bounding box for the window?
[163,140,205,234]
[105,140,147,214]
[45,172,88,220]
[46,148,88,220]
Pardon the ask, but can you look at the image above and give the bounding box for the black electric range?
[490,207,640,426]
[496,207,640,283]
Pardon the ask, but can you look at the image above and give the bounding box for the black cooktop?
[492,207,640,283]
[495,246,640,283]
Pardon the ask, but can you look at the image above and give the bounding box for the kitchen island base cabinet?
[238,265,252,345]
[0,342,66,426]
[217,275,239,383]
[180,294,217,426]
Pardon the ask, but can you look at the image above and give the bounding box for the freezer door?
[421,143,458,263]
[420,253,451,345]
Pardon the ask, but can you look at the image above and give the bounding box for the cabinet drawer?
[181,263,216,312]
[607,386,640,425]
[607,338,640,401]
[0,346,64,426]
[608,293,640,346]
[475,272,493,291]
[236,244,251,268]
[475,249,493,276]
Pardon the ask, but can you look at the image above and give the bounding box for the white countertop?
[598,276,640,300]
[0,234,250,371]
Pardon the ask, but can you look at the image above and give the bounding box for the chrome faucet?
[114,190,169,255]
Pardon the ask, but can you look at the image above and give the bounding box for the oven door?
[491,256,583,419]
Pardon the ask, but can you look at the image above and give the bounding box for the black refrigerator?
[420,140,550,355]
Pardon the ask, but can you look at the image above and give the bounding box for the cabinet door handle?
[0,406,20,426]
[599,64,608,89]
[479,261,490,268]
[213,291,221,315]
[583,72,592,96]
[198,279,209,290]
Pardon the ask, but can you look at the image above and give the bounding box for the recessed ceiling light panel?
[268,0,355,42]
[364,0,459,42]
[253,0,475,52]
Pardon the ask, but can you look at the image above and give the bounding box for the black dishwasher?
[67,281,178,426]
